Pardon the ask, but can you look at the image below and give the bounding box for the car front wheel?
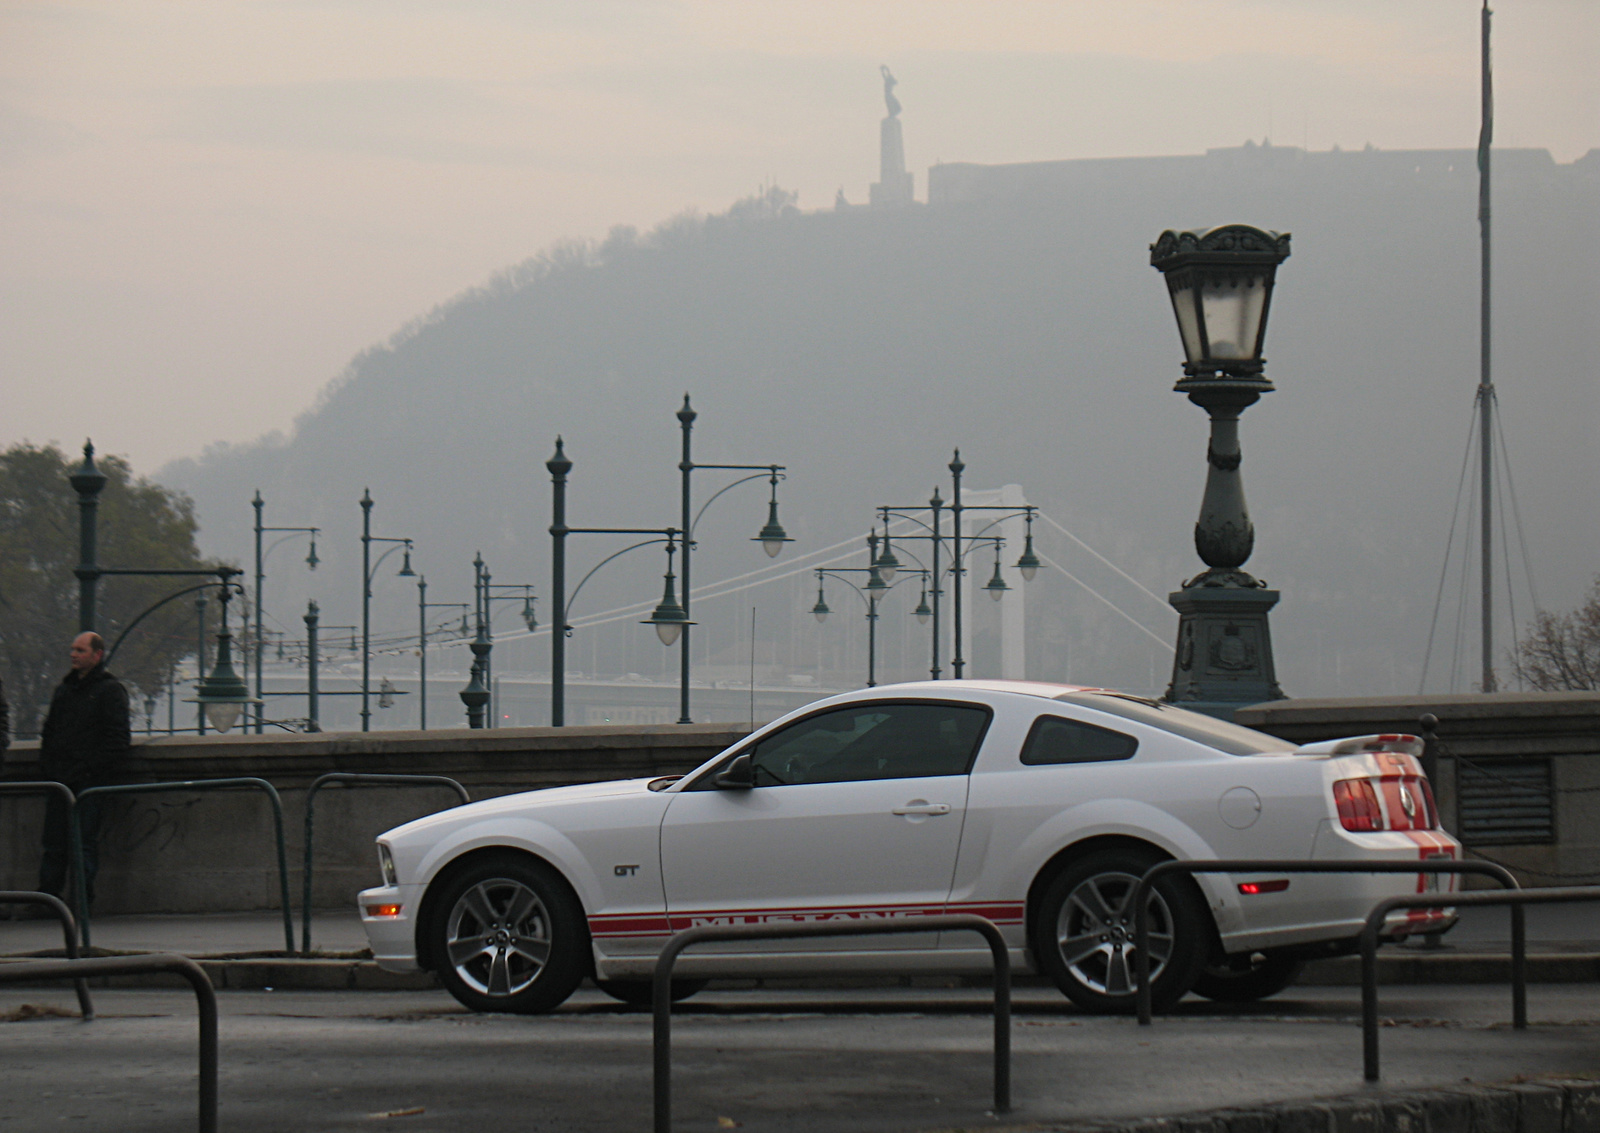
[1035,849,1206,1014]
[429,854,588,1014]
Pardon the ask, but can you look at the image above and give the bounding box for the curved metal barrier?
[651,914,1011,1133]
[1132,858,1520,1024]
[300,773,469,954]
[73,778,294,951]
[0,953,216,1132]
[0,782,82,922]
[0,890,93,1018]
[1360,885,1600,1080]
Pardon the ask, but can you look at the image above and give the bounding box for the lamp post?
[547,437,691,727]
[68,441,245,722]
[1149,224,1291,718]
[467,557,538,729]
[877,462,1040,681]
[677,395,789,724]
[810,535,929,689]
[417,575,469,731]
[359,489,415,732]
[252,491,318,733]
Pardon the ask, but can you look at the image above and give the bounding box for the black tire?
[1190,952,1305,1003]
[594,978,709,1007]
[1034,848,1207,1014]
[428,854,588,1014]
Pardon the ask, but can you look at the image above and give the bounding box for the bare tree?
[1512,577,1600,691]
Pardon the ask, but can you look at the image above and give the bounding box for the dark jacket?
[39,663,131,789]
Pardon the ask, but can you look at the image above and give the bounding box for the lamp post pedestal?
[1165,583,1283,718]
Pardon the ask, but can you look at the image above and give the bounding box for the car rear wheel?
[594,978,709,1007]
[430,854,587,1014]
[1190,952,1305,1003]
[1035,849,1206,1014]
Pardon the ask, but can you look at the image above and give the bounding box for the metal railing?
[0,891,93,1018]
[0,953,217,1132]
[300,773,469,954]
[1132,859,1520,1024]
[1360,885,1600,1080]
[0,782,82,921]
[73,778,294,951]
[651,914,1011,1133]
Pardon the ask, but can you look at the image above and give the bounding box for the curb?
[1018,1077,1600,1133]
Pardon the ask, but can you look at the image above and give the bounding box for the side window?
[1020,715,1138,766]
[749,702,990,786]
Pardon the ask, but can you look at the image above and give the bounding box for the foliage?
[0,443,216,736]
[1512,577,1600,691]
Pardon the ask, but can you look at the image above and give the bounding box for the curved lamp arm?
[566,539,670,627]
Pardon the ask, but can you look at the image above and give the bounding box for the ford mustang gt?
[359,680,1457,1013]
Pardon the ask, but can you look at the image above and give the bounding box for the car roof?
[852,679,1113,699]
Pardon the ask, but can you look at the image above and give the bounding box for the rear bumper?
[1214,824,1465,954]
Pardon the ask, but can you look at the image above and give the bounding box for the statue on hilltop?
[880,65,902,119]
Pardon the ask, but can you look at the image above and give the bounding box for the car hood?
[380,777,660,844]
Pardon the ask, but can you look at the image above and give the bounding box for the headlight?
[377,842,398,887]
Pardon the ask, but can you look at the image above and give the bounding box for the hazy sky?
[4,0,1595,473]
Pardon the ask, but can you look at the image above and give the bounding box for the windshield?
[1052,692,1288,756]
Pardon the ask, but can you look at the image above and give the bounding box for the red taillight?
[1238,880,1290,895]
[1333,778,1384,831]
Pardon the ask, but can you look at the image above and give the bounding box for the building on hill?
[926,141,1585,205]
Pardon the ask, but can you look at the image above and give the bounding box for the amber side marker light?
[1237,880,1290,895]
[365,904,403,918]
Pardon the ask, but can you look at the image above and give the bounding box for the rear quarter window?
[1020,715,1138,765]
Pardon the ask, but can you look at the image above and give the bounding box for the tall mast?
[1477,0,1495,693]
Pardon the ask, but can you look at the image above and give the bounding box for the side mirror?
[712,753,755,790]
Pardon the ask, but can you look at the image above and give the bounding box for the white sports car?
[359,680,1458,1013]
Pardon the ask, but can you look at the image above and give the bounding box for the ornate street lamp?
[1014,513,1041,582]
[983,544,1011,602]
[359,489,415,731]
[188,582,259,734]
[678,396,790,722]
[1150,224,1291,717]
[642,537,693,646]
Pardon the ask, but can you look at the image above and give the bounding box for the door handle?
[892,803,951,816]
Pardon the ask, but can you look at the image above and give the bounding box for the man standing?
[38,632,131,904]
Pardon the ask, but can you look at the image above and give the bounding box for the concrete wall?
[1238,692,1600,887]
[5,691,1593,914]
[0,724,747,914]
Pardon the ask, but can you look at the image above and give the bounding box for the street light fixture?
[252,491,319,733]
[417,574,470,731]
[187,580,259,734]
[463,557,539,729]
[876,462,1041,681]
[642,535,692,646]
[547,437,694,727]
[984,544,1011,602]
[359,489,415,732]
[1149,224,1291,717]
[810,546,930,688]
[678,395,789,723]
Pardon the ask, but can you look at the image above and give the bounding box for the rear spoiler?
[1293,733,1425,758]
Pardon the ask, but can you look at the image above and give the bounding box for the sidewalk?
[2,902,1596,991]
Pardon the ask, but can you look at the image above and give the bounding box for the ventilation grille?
[1457,758,1555,846]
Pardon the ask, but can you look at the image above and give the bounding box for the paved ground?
[0,983,1595,1132]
